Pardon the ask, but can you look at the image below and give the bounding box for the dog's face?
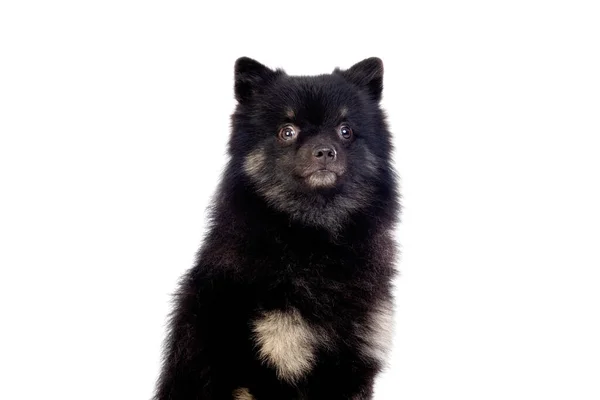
[230,57,394,230]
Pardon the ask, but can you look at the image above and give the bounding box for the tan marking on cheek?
[363,146,378,175]
[252,308,318,383]
[233,387,255,400]
[243,148,266,178]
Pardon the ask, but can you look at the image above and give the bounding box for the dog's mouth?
[304,169,338,188]
[295,162,347,189]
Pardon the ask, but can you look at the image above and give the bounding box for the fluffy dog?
[154,57,400,400]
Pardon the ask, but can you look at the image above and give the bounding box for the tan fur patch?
[233,387,254,400]
[285,108,295,118]
[363,146,378,175]
[252,308,318,382]
[243,148,266,178]
[360,300,394,364]
[340,106,349,118]
[306,171,337,188]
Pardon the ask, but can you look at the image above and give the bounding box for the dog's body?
[155,58,399,400]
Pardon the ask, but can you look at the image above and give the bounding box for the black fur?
[155,57,400,400]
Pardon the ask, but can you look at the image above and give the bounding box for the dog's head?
[229,57,395,230]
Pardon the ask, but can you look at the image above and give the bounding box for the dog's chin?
[305,170,338,189]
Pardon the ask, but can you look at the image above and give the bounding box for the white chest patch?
[252,308,318,383]
[359,300,395,364]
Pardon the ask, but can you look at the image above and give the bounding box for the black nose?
[312,146,337,162]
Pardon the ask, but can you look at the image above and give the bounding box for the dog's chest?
[250,299,394,383]
[250,243,394,379]
[251,308,323,383]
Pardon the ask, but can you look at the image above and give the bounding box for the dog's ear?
[336,57,384,102]
[234,57,279,103]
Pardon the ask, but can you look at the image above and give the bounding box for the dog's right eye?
[278,125,297,141]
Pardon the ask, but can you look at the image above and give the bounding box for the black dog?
[154,57,400,400]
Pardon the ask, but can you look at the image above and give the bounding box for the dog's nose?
[312,146,337,162]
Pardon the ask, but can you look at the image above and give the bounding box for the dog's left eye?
[278,125,297,141]
[338,125,353,140]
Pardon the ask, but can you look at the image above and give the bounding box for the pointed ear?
[234,57,279,103]
[337,57,384,102]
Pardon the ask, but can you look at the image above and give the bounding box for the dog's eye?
[338,125,353,140]
[278,125,297,141]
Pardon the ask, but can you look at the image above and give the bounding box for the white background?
[1,1,599,399]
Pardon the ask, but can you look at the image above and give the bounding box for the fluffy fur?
[154,57,400,400]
